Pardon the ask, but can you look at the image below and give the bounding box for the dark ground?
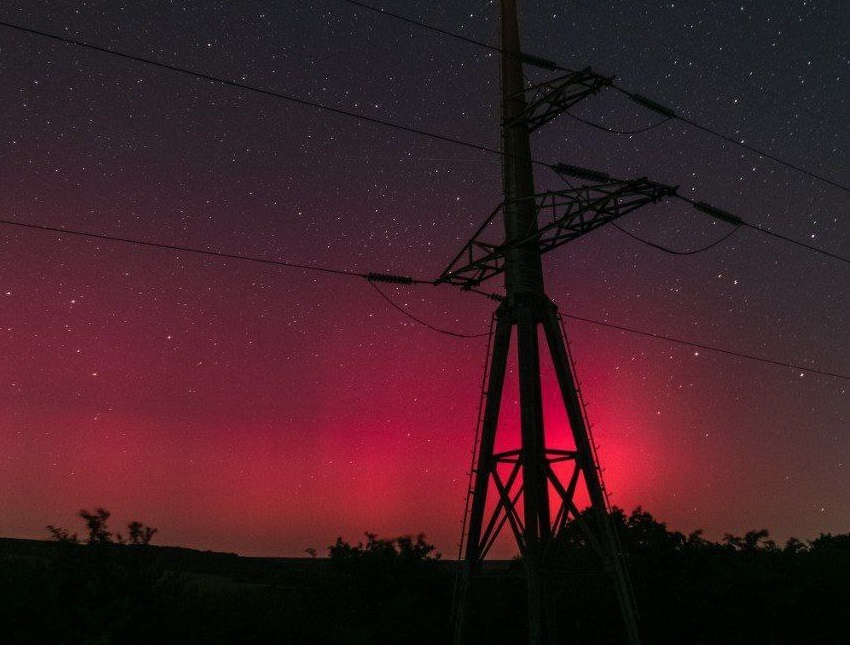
[1,508,848,644]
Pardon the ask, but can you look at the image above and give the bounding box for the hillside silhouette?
[1,507,848,644]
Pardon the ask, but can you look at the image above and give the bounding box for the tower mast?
[457,2,642,643]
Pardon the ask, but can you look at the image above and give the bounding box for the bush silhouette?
[39,509,188,644]
[3,507,849,644]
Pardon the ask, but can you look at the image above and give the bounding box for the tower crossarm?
[536,178,677,253]
[438,178,677,289]
[502,67,613,133]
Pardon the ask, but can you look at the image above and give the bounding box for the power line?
[741,222,850,264]
[461,290,848,380]
[330,1,850,195]
[614,87,850,194]
[366,280,490,338]
[1,16,842,398]
[0,19,513,164]
[2,217,842,372]
[674,196,850,265]
[566,111,672,135]
[0,17,572,174]
[2,18,845,265]
[332,0,565,71]
[0,216,432,283]
[674,110,850,194]
[562,313,850,381]
[335,0,503,57]
[555,167,847,265]
[0,216,492,338]
[611,220,741,255]
[563,0,849,135]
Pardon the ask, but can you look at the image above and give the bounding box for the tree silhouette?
[3,507,847,644]
[47,509,159,548]
[79,508,113,545]
[37,509,191,644]
[127,520,158,546]
[723,528,776,552]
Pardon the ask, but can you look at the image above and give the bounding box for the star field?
[0,0,847,556]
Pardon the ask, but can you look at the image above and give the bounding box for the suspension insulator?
[366,272,416,284]
[630,94,677,118]
[552,163,611,182]
[519,53,561,71]
[693,201,743,226]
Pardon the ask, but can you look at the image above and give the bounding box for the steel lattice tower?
[441,1,679,643]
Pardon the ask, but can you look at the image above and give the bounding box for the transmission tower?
[444,1,679,643]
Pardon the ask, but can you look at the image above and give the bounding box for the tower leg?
[455,305,512,645]
[465,304,512,567]
[457,299,641,645]
[541,305,641,645]
[515,298,553,645]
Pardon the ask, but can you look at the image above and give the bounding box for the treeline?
[0,507,848,644]
[534,508,850,645]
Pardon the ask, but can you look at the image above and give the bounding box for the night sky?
[1,0,847,558]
